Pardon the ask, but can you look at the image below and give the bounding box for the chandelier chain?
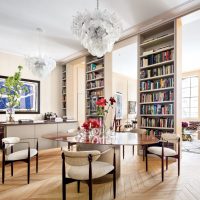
[97,0,99,10]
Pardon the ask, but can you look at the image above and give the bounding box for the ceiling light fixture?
[26,28,56,78]
[72,0,122,57]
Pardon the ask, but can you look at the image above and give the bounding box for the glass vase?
[6,107,15,122]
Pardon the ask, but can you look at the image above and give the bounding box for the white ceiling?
[182,10,200,72]
[0,0,194,61]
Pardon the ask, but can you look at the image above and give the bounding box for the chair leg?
[161,156,164,182]
[27,159,30,184]
[36,154,38,173]
[132,145,134,155]
[166,157,168,170]
[145,147,148,172]
[178,156,180,176]
[11,162,14,176]
[62,179,66,200]
[2,160,5,184]
[143,146,145,161]
[113,170,116,199]
[77,180,80,193]
[123,145,125,159]
[88,178,92,200]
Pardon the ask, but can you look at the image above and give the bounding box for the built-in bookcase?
[138,21,176,137]
[62,65,67,116]
[85,55,104,120]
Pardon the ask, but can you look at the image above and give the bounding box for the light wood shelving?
[85,55,105,119]
[62,65,67,116]
[138,21,176,137]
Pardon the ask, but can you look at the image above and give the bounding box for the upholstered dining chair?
[61,148,116,200]
[145,133,180,181]
[122,128,146,159]
[2,136,38,184]
[65,128,81,151]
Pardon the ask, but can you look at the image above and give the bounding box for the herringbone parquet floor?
[0,147,200,200]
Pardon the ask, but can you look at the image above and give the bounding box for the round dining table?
[43,131,159,178]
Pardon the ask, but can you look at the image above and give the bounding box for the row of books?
[141,50,174,67]
[140,78,174,91]
[86,63,103,72]
[86,90,104,98]
[140,64,174,79]
[141,104,174,115]
[140,91,174,102]
[86,80,104,89]
[86,71,104,81]
[141,117,174,128]
[146,129,173,136]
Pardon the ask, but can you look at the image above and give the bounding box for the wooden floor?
[1,147,200,200]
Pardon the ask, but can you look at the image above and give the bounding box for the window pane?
[182,78,190,88]
[190,112,198,118]
[182,88,190,97]
[182,107,189,118]
[182,98,190,107]
[191,97,198,107]
[191,77,198,87]
[191,87,198,97]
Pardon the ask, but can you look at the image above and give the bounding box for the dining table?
[42,131,159,178]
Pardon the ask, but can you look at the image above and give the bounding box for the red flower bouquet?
[82,119,100,131]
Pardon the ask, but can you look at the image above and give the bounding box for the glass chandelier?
[26,28,56,78]
[72,0,122,58]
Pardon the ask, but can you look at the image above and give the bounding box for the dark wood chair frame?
[61,148,116,200]
[2,137,39,184]
[145,138,180,182]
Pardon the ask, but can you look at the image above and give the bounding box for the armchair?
[145,133,180,181]
[2,136,38,184]
[61,148,116,200]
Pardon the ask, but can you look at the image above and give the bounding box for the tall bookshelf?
[62,65,67,116]
[138,21,176,138]
[85,55,104,120]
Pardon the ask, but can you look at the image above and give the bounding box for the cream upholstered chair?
[146,133,180,181]
[62,148,116,200]
[65,128,80,150]
[122,128,146,159]
[2,137,38,184]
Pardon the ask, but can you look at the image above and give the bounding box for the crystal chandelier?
[26,28,56,78]
[72,0,122,57]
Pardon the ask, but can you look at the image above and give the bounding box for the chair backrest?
[63,150,101,166]
[67,129,78,137]
[161,133,180,144]
[132,128,146,135]
[2,137,20,149]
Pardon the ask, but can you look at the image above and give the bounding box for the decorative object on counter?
[25,28,56,78]
[72,0,122,57]
[182,121,191,141]
[62,116,68,122]
[55,117,63,123]
[0,66,28,122]
[44,112,57,121]
[18,119,34,124]
[96,97,116,135]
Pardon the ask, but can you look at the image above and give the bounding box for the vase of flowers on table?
[96,97,116,136]
[182,121,191,141]
[82,119,100,141]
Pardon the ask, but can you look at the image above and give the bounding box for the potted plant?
[0,66,28,122]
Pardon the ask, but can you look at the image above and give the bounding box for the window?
[182,76,199,118]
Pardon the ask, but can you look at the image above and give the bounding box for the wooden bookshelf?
[62,65,67,116]
[85,55,104,119]
[138,21,176,137]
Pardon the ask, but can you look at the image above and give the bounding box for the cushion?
[66,161,114,180]
[6,149,38,161]
[63,150,101,166]
[67,129,78,137]
[148,146,177,157]
[2,137,20,149]
[161,133,180,144]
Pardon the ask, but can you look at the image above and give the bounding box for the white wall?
[112,72,137,123]
[0,52,62,121]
